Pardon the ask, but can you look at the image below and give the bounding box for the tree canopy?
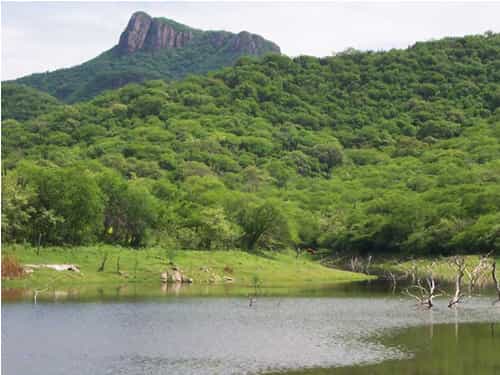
[2,32,500,255]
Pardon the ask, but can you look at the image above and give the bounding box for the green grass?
[375,255,500,283]
[1,245,373,289]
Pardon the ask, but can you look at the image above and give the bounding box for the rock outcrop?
[207,31,280,55]
[118,11,194,54]
[229,31,279,54]
[117,11,280,56]
[160,267,193,284]
[145,19,193,50]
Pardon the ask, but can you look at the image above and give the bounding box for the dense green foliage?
[2,32,500,255]
[1,83,61,121]
[10,19,279,103]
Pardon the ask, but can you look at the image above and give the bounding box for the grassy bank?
[374,255,500,283]
[1,245,373,289]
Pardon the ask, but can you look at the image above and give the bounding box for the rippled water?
[270,322,500,375]
[2,288,499,375]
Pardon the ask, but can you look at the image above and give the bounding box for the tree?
[17,164,104,245]
[311,142,344,172]
[99,172,159,247]
[266,160,293,188]
[1,172,35,242]
[231,197,294,251]
[196,207,240,250]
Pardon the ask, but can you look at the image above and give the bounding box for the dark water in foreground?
[2,284,500,374]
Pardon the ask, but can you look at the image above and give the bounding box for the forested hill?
[2,32,500,255]
[1,83,62,122]
[8,11,280,103]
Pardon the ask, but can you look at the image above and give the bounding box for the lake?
[2,282,500,374]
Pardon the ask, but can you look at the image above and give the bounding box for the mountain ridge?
[8,11,280,103]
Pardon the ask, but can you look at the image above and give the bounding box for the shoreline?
[1,245,373,290]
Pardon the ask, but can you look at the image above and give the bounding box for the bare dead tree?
[465,253,491,294]
[348,255,373,274]
[404,261,419,284]
[492,258,500,305]
[385,271,398,293]
[33,287,48,304]
[32,273,65,304]
[448,256,466,308]
[364,255,373,274]
[349,256,362,273]
[404,266,441,309]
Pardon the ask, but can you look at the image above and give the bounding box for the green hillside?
[2,32,500,257]
[1,83,62,121]
[9,12,280,103]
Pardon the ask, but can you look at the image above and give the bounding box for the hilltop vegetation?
[1,83,62,121]
[2,32,500,257]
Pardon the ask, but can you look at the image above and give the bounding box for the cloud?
[2,2,500,80]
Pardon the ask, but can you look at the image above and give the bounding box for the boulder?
[160,271,169,283]
[172,270,183,282]
[161,268,193,284]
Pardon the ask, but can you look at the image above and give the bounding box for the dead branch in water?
[465,253,492,294]
[492,258,500,305]
[404,266,441,309]
[385,271,398,293]
[348,255,373,274]
[448,257,466,308]
[403,261,419,284]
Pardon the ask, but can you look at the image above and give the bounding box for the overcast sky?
[2,2,500,80]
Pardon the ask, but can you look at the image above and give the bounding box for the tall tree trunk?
[448,257,465,308]
[492,259,500,304]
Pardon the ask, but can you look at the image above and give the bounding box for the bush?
[1,255,25,279]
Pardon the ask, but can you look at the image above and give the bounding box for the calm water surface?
[2,283,500,374]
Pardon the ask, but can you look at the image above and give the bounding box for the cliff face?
[117,12,194,54]
[117,11,280,56]
[145,19,193,50]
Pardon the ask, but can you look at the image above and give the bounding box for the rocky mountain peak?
[117,12,280,56]
[117,11,194,54]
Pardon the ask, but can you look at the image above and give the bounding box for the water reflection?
[3,280,408,303]
[7,278,500,304]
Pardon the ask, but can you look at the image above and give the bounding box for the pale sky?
[2,2,500,80]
